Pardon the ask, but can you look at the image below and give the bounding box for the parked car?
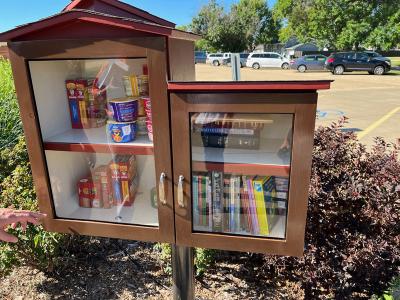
[195,51,207,64]
[325,52,391,75]
[206,53,231,66]
[222,53,250,68]
[246,52,290,69]
[290,55,327,72]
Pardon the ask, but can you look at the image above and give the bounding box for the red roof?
[63,0,175,28]
[0,1,199,42]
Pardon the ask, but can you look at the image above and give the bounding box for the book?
[223,177,230,232]
[206,175,212,230]
[192,175,199,227]
[253,176,270,236]
[211,171,223,232]
[241,176,253,234]
[246,178,259,235]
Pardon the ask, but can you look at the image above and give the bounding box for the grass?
[390,57,400,66]
[0,59,22,149]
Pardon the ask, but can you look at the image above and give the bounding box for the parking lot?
[195,64,400,147]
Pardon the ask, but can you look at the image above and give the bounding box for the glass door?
[171,90,317,255]
[28,56,173,241]
[190,113,293,239]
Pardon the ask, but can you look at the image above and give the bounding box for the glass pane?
[29,58,158,226]
[190,113,293,239]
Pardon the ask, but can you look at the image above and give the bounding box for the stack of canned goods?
[106,67,150,143]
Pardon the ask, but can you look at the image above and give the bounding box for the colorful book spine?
[246,179,259,235]
[253,176,269,236]
[234,176,241,233]
[223,178,230,232]
[206,176,212,230]
[241,176,253,234]
[229,176,235,232]
[193,175,199,227]
[211,171,223,232]
[202,176,207,226]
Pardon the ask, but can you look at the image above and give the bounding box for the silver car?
[290,55,327,72]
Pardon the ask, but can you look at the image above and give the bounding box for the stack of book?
[191,113,266,150]
[192,172,288,236]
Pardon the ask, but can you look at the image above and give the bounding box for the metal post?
[172,245,195,300]
[231,53,241,81]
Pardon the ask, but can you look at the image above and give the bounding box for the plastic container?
[107,97,138,122]
[107,121,137,143]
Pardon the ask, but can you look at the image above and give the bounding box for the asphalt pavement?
[196,64,400,147]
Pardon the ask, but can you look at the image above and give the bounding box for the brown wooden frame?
[8,37,175,243]
[170,92,318,256]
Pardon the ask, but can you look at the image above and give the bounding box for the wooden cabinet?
[0,0,331,255]
[169,82,329,256]
[9,39,176,243]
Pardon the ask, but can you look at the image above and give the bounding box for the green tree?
[190,0,279,52]
[273,0,400,50]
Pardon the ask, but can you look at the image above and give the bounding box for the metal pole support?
[231,53,241,81]
[172,245,195,300]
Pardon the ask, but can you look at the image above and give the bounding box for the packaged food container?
[137,117,147,135]
[142,97,151,110]
[107,121,137,143]
[146,120,153,141]
[138,97,146,117]
[107,97,138,122]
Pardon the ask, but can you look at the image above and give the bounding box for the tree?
[189,0,279,52]
[273,0,400,50]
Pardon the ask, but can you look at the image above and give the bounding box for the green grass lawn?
[390,57,400,66]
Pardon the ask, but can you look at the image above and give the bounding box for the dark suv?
[325,52,391,75]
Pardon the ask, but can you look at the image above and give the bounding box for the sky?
[0,0,277,32]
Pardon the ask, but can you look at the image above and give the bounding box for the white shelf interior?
[45,126,153,147]
[193,214,287,239]
[45,150,158,226]
[29,58,147,142]
[191,114,293,167]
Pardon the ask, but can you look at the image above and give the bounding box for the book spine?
[206,176,212,230]
[202,176,207,226]
[247,179,259,235]
[211,171,223,232]
[193,175,199,227]
[234,176,241,233]
[223,178,230,232]
[253,178,269,236]
[229,176,235,233]
[195,127,256,135]
[198,176,203,226]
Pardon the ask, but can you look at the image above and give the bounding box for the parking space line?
[358,107,400,140]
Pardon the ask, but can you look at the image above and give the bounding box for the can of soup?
[107,121,137,143]
[107,97,138,122]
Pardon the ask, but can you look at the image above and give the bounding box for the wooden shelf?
[191,138,291,176]
[44,127,154,155]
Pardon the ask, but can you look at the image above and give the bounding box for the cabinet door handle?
[159,172,167,205]
[177,175,185,208]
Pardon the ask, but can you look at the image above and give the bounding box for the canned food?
[107,97,138,122]
[107,121,137,143]
[137,117,147,135]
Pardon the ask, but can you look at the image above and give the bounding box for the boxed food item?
[66,79,107,129]
[109,155,137,206]
[93,166,113,209]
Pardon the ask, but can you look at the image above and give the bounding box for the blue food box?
[107,121,137,143]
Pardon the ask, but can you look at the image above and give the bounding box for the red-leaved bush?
[262,118,400,299]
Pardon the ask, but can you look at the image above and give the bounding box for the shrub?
[0,58,22,149]
[0,137,65,275]
[262,118,400,299]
